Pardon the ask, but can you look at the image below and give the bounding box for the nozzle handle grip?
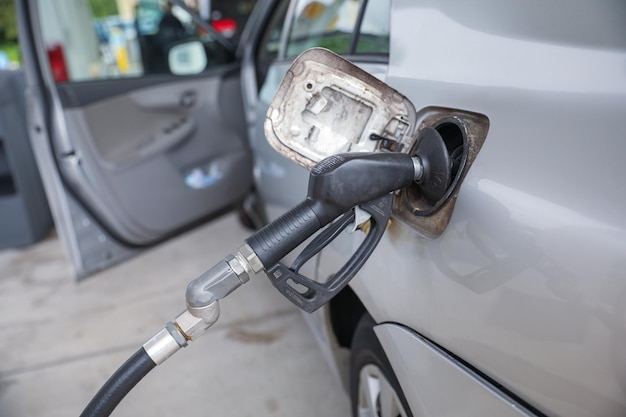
[246,200,322,268]
[265,194,393,313]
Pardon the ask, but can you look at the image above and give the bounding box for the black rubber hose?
[80,347,156,417]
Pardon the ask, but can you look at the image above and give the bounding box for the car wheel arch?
[329,284,367,349]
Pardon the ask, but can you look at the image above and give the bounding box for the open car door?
[16,0,255,278]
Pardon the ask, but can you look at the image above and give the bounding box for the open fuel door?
[265,48,489,239]
[17,0,254,278]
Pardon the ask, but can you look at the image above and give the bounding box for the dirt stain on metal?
[266,397,279,413]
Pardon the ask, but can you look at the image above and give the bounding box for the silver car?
[17,0,626,416]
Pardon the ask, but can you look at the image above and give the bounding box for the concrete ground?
[0,213,351,417]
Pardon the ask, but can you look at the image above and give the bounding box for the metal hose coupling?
[185,245,262,309]
[142,245,263,365]
[142,302,221,365]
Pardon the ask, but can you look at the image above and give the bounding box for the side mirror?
[168,41,207,76]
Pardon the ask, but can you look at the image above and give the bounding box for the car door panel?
[82,89,196,167]
[56,73,251,246]
[375,324,538,416]
[17,0,253,276]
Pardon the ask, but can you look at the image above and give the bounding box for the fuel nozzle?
[151,150,440,354]
[158,151,421,358]
[246,152,420,269]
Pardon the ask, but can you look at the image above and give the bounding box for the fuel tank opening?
[406,118,467,216]
[412,126,452,204]
[392,108,489,239]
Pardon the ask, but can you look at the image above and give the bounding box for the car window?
[355,0,389,55]
[36,0,246,83]
[0,0,20,69]
[286,0,364,57]
[284,0,390,58]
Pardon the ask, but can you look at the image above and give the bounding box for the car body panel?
[257,0,626,416]
[316,1,626,416]
[375,323,536,416]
